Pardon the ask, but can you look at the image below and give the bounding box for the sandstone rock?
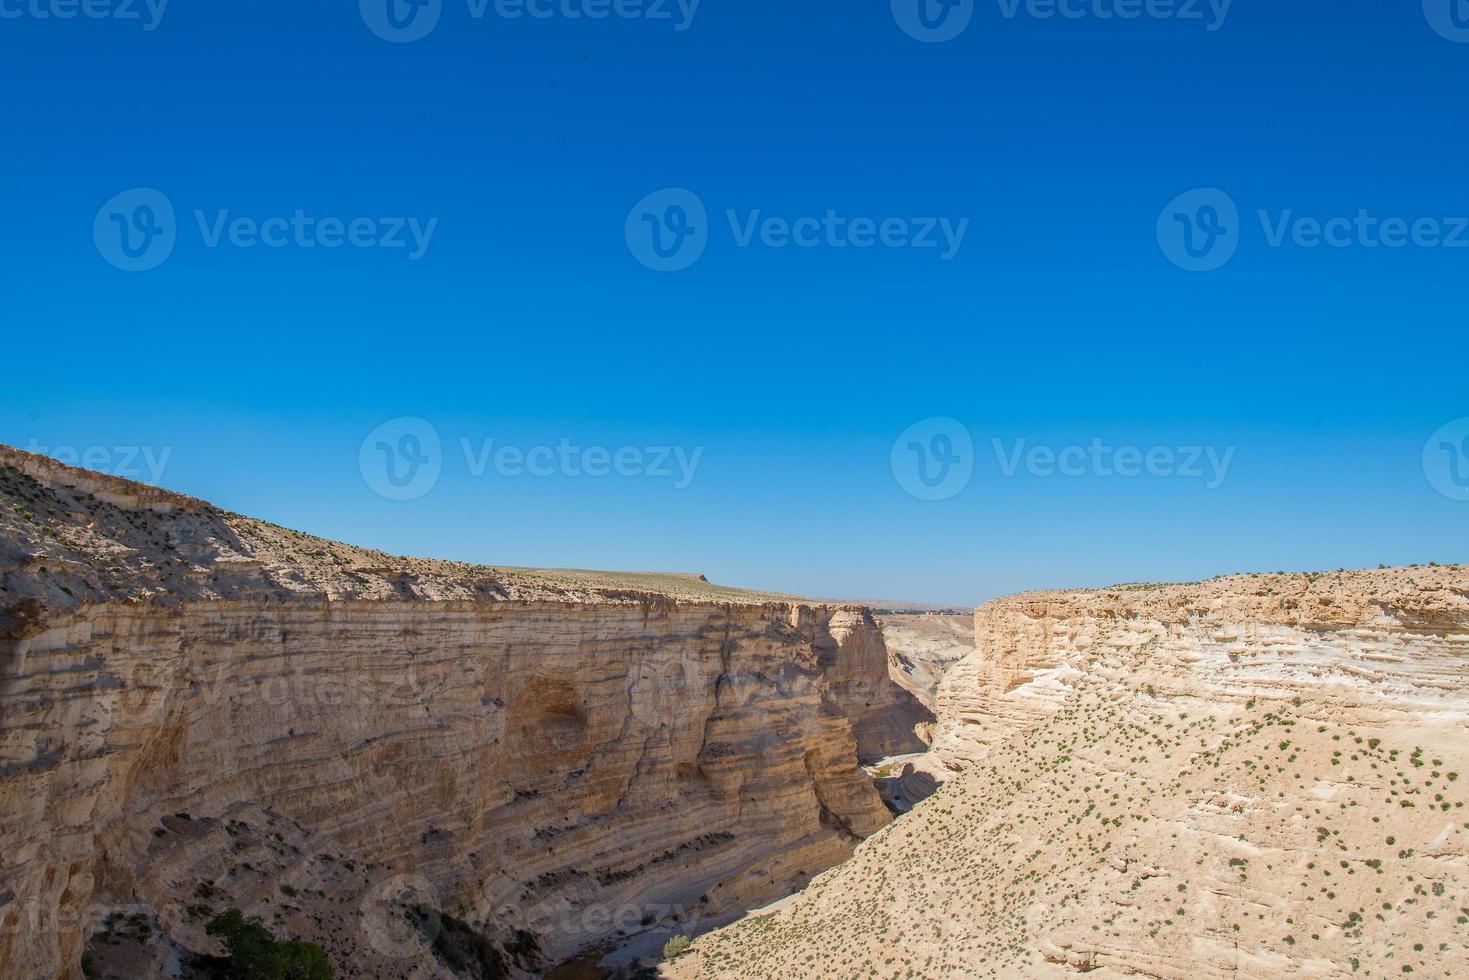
[0,446,901,978]
[671,566,1469,979]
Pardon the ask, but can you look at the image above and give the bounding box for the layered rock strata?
[0,446,899,978]
[672,566,1469,978]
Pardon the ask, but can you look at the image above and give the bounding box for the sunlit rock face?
[0,446,897,978]
[929,569,1469,776]
[668,566,1469,980]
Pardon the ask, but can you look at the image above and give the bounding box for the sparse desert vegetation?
[4,446,1465,979]
[669,567,1469,978]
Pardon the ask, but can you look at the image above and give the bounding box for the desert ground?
[3,445,1465,979]
[668,567,1469,978]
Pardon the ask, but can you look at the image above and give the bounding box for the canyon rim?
[0,444,926,977]
[2,443,1466,979]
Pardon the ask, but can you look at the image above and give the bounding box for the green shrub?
[199,909,332,979]
[663,935,692,959]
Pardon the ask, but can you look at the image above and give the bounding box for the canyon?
[673,568,1469,977]
[4,442,1467,979]
[0,446,924,978]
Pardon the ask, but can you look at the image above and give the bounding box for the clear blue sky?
[3,0,1466,604]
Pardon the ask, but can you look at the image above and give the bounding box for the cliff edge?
[0,445,917,978]
[671,565,1469,978]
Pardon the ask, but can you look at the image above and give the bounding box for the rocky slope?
[877,613,973,720]
[0,445,917,979]
[668,566,1469,978]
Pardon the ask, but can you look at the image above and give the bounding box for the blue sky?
[2,0,1467,604]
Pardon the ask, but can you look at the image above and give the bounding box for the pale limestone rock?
[671,566,1469,979]
[0,446,898,978]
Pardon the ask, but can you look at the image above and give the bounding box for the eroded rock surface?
[0,446,901,978]
[876,613,973,728]
[671,567,1469,978]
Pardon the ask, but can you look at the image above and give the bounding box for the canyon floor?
[3,443,1467,979]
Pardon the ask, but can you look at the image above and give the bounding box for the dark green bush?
[197,909,331,980]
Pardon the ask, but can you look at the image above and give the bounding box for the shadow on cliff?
[850,687,935,764]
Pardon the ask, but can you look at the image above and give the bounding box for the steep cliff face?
[876,613,973,726]
[926,570,1469,776]
[671,567,1469,979]
[0,447,898,978]
[809,608,933,763]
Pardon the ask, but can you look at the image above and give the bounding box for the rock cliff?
[0,446,902,978]
[671,566,1469,978]
[875,613,973,728]
[810,608,933,764]
[928,570,1469,776]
